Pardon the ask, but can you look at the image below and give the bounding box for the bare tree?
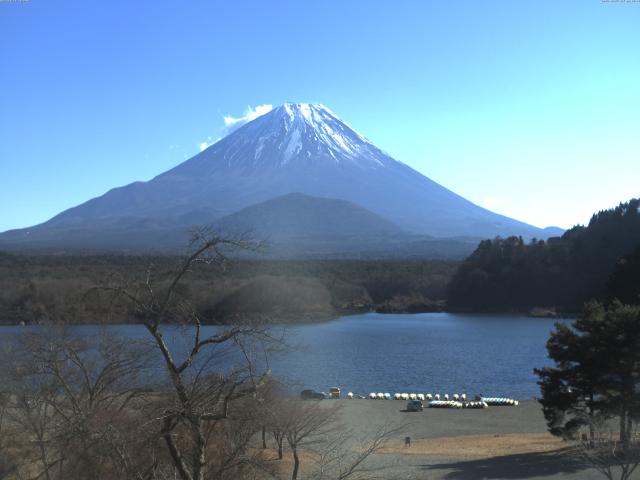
[575,415,640,480]
[0,330,158,480]
[278,399,341,480]
[255,378,288,460]
[270,413,287,462]
[308,423,401,480]
[268,396,402,480]
[5,378,60,480]
[102,230,280,480]
[0,377,22,479]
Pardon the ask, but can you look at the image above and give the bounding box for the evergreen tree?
[535,301,640,447]
[448,198,640,312]
[608,246,640,305]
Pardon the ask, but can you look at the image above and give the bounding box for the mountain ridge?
[213,192,408,240]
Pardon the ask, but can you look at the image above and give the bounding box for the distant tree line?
[447,198,640,313]
[0,253,456,325]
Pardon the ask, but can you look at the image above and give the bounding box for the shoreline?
[0,306,577,327]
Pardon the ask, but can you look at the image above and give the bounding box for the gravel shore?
[324,399,623,479]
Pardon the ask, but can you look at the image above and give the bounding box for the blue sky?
[1,0,639,232]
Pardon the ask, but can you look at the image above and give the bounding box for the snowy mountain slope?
[0,103,562,252]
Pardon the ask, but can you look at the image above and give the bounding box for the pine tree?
[535,301,640,446]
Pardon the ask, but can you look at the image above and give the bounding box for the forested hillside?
[447,199,640,312]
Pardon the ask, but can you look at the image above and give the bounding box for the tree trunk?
[291,446,300,480]
[162,417,192,480]
[619,410,629,450]
[37,441,54,480]
[273,432,283,459]
[262,426,267,449]
[589,393,596,445]
[192,421,207,480]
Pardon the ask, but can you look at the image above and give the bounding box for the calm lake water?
[0,313,564,399]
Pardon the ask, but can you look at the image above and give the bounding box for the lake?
[0,313,563,399]
[276,312,562,399]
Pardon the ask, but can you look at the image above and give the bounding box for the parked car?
[300,389,325,400]
[406,400,423,412]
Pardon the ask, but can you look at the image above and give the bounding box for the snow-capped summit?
[172,102,394,174]
[275,103,376,165]
[0,103,563,251]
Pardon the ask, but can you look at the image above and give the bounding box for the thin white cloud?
[197,104,272,153]
[223,104,273,129]
[199,136,219,152]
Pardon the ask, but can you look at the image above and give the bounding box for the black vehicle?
[300,389,325,400]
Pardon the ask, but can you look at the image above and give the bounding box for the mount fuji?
[0,103,562,255]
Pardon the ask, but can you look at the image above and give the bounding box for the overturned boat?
[481,397,519,406]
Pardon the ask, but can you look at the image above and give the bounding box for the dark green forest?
[447,198,640,313]
[0,253,455,325]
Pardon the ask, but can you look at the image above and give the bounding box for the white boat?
[481,397,518,406]
[462,401,488,409]
[429,400,463,409]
